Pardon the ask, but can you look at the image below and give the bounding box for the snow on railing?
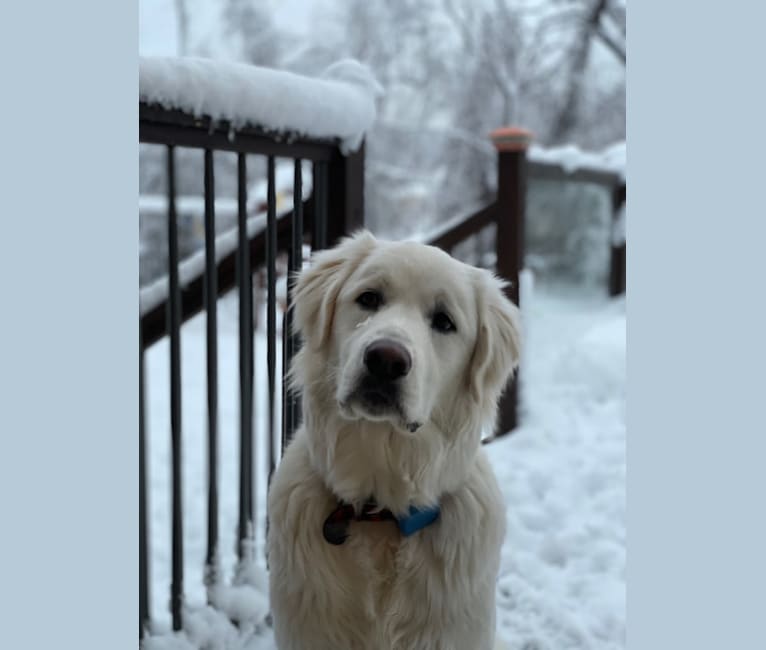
[528,140,626,182]
[139,57,382,153]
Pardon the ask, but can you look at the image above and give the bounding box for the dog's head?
[291,231,521,439]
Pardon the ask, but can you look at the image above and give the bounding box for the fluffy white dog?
[268,231,521,650]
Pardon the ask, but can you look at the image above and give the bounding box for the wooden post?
[609,183,626,296]
[326,142,365,245]
[490,127,532,435]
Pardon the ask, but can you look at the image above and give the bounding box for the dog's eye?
[356,290,383,311]
[431,311,456,334]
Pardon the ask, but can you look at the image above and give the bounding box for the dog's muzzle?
[355,338,411,412]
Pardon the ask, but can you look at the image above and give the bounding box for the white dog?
[268,231,521,650]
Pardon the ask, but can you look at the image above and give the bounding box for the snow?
[493,287,625,649]
[529,141,626,182]
[143,282,625,649]
[140,195,239,219]
[139,56,382,153]
[208,583,270,626]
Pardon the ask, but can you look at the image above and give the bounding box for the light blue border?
[3,0,766,647]
[630,2,766,648]
[0,0,137,647]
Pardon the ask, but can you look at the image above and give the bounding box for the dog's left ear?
[467,271,522,405]
[292,230,376,351]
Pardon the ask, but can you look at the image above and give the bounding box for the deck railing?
[424,129,626,434]
[526,152,626,296]
[424,128,530,435]
[138,105,623,641]
[138,101,363,637]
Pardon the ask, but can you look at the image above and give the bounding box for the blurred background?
[140,0,625,291]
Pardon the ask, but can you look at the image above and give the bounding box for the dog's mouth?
[341,378,421,433]
[354,377,400,416]
[360,383,397,409]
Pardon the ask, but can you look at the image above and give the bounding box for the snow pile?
[142,600,267,650]
[140,57,382,153]
[143,287,625,649]
[529,141,626,182]
[208,584,269,626]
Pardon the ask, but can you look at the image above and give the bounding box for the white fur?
[268,232,521,650]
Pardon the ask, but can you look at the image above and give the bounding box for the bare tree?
[174,0,189,56]
[224,0,283,67]
[546,0,623,143]
[286,0,626,233]
[597,0,626,62]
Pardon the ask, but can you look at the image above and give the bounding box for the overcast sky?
[139,0,316,56]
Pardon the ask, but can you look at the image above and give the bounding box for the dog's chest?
[344,519,404,595]
[333,519,427,629]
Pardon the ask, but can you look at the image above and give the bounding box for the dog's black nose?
[364,339,411,382]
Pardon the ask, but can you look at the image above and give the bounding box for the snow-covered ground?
[493,286,625,649]
[143,281,625,649]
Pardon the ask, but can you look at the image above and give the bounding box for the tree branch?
[595,24,626,62]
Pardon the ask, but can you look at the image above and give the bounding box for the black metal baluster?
[312,161,328,252]
[283,160,303,449]
[203,150,219,589]
[237,153,255,562]
[139,331,150,638]
[166,145,184,631]
[267,156,277,484]
[281,309,289,460]
[609,183,627,297]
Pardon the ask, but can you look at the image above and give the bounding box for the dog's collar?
[323,500,441,545]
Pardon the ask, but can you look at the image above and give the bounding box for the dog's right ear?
[292,230,376,351]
